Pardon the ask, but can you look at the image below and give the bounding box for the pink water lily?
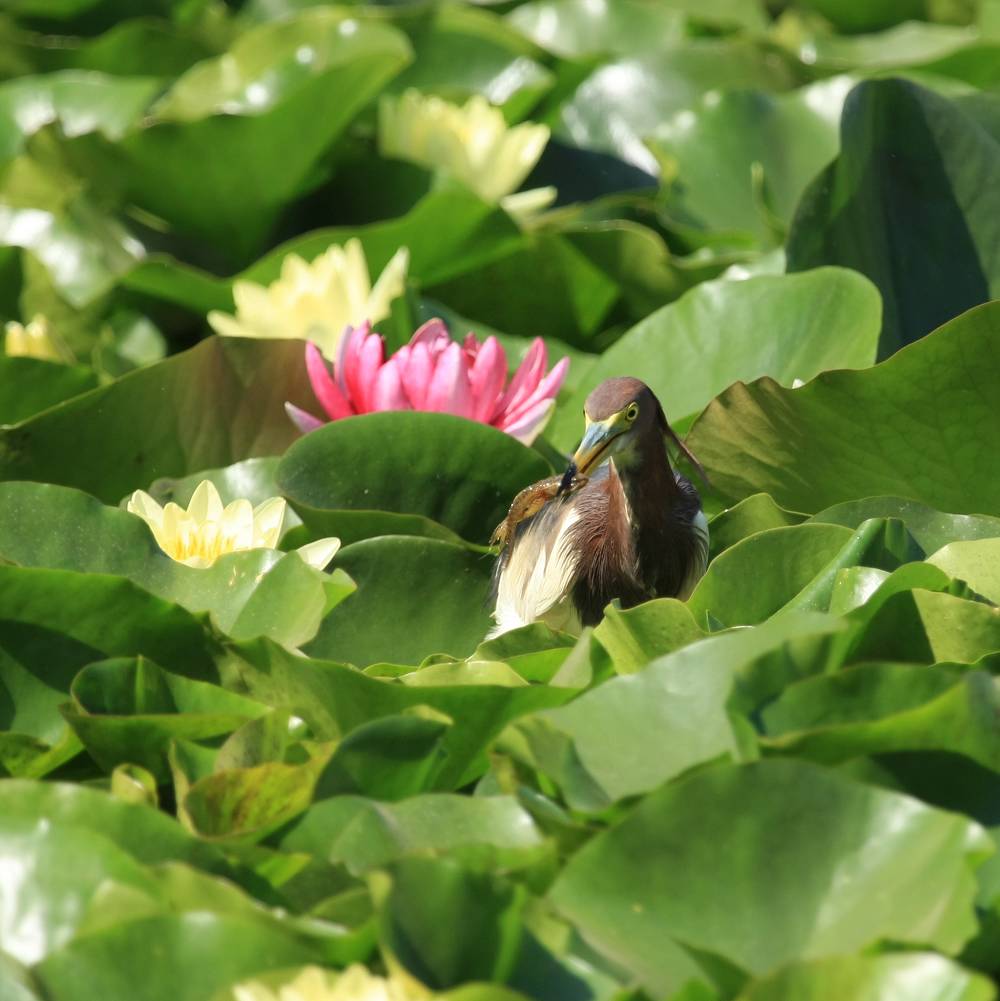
[286,319,569,445]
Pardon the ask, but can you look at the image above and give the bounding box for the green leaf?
[0,778,229,872]
[0,71,160,161]
[688,523,854,627]
[736,952,995,1001]
[811,496,1000,554]
[551,760,991,997]
[928,539,1000,603]
[0,818,159,964]
[591,599,704,674]
[0,481,352,650]
[687,301,1000,515]
[847,588,1000,666]
[554,40,796,173]
[304,536,496,667]
[787,79,1000,356]
[226,637,572,789]
[388,5,553,114]
[0,356,97,424]
[0,337,316,504]
[649,76,854,241]
[510,613,845,811]
[83,11,412,261]
[0,564,217,676]
[377,857,525,989]
[708,494,806,560]
[276,793,547,875]
[761,664,1000,772]
[34,913,323,1001]
[64,657,267,779]
[547,268,881,448]
[278,412,550,548]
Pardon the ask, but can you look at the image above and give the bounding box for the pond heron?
[490,377,709,635]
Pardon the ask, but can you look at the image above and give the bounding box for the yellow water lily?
[232,965,424,1001]
[4,315,72,363]
[126,480,340,570]
[378,90,555,217]
[207,239,409,359]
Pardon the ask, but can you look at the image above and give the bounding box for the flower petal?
[295,536,342,571]
[285,402,326,434]
[306,341,353,420]
[187,480,224,523]
[372,358,410,411]
[497,338,546,417]
[468,335,508,422]
[496,397,556,445]
[425,341,473,417]
[410,317,450,349]
[400,341,433,409]
[500,354,569,425]
[252,497,286,549]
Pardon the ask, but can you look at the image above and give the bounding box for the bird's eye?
[625,403,640,422]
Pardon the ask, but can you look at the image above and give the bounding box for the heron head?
[571,377,662,475]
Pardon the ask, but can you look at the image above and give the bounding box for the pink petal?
[305,341,353,420]
[496,397,556,445]
[500,355,569,425]
[425,341,473,417]
[401,341,433,409]
[497,339,547,417]
[342,325,385,414]
[371,358,410,411]
[336,322,366,396]
[285,401,326,433]
[410,318,450,348]
[468,335,508,423]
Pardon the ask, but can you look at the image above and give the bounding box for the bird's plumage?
[489,378,709,636]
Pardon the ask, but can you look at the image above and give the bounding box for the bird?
[489,377,709,636]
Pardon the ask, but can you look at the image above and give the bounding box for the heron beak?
[571,418,620,476]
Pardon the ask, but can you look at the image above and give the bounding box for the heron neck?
[613,432,680,535]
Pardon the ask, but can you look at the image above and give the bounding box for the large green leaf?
[787,79,1000,356]
[510,612,845,811]
[0,563,217,676]
[811,496,1000,554]
[0,70,160,162]
[0,779,229,871]
[64,657,267,779]
[34,913,323,1001]
[226,637,572,789]
[304,536,496,666]
[278,412,550,547]
[0,337,316,503]
[0,818,159,964]
[0,357,97,424]
[649,77,853,241]
[762,664,1000,772]
[554,40,797,173]
[276,794,547,874]
[551,760,991,996]
[0,481,351,649]
[687,301,1000,515]
[77,11,412,262]
[547,268,880,448]
[928,538,1000,603]
[736,952,994,1001]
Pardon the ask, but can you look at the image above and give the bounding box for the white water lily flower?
[4,315,71,363]
[126,480,340,571]
[208,239,409,359]
[379,90,555,216]
[233,965,425,1001]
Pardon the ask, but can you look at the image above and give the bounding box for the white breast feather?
[489,506,583,638]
